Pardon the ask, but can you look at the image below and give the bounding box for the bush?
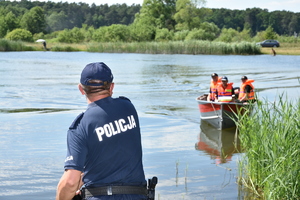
[173,30,189,41]
[217,28,239,42]
[185,29,205,40]
[33,32,45,42]
[92,25,130,42]
[199,22,220,41]
[5,28,33,42]
[155,28,174,41]
[92,27,107,42]
[105,24,130,42]
[57,27,85,43]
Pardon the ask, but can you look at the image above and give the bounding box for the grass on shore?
[0,39,35,51]
[260,42,300,55]
[1,39,261,55]
[86,41,261,55]
[1,39,300,55]
[236,96,300,200]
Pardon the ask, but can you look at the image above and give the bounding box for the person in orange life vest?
[238,75,255,102]
[215,76,234,102]
[207,73,221,101]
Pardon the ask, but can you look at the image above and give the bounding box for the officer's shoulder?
[119,96,131,102]
[69,112,84,129]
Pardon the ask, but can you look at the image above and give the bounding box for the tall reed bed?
[0,39,35,51]
[51,45,80,51]
[87,40,261,55]
[237,97,300,199]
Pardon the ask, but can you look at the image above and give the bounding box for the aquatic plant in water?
[236,96,300,199]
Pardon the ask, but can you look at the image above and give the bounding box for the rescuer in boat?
[215,76,234,102]
[238,75,255,103]
[207,73,221,102]
[56,62,156,200]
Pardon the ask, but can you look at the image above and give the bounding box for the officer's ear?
[78,83,85,95]
[109,83,114,96]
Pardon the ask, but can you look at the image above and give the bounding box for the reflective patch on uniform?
[65,155,73,162]
[95,115,137,142]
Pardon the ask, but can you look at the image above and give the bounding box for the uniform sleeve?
[64,113,88,171]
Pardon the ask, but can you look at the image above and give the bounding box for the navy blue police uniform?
[64,96,147,200]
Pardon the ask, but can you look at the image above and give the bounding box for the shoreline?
[38,43,300,55]
[2,40,300,55]
[260,46,300,55]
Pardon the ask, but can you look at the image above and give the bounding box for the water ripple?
[0,108,72,113]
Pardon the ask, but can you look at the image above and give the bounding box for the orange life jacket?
[238,79,255,100]
[209,77,221,100]
[217,83,233,102]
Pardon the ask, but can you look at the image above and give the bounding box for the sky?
[32,0,300,13]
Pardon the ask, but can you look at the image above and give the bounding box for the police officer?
[56,62,147,200]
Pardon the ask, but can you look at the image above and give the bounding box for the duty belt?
[82,186,148,197]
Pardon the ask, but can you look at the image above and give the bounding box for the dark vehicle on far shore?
[256,39,280,47]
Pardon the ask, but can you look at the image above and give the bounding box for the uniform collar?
[87,96,113,109]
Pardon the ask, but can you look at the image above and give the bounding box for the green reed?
[51,45,80,52]
[0,39,35,51]
[87,40,261,55]
[236,96,300,199]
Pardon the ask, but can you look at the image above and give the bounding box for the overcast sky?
[32,0,300,13]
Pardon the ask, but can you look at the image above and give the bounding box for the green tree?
[130,0,158,41]
[92,26,107,42]
[155,28,174,41]
[217,28,239,42]
[0,16,8,37]
[5,11,18,31]
[137,0,176,29]
[129,20,156,41]
[5,28,33,42]
[185,28,206,40]
[46,11,68,32]
[20,6,46,34]
[105,24,130,42]
[256,10,270,32]
[288,15,300,35]
[0,11,18,38]
[130,0,177,41]
[57,27,85,43]
[238,28,251,41]
[173,29,189,40]
[264,26,277,39]
[92,24,130,42]
[199,22,219,40]
[244,8,262,36]
[174,0,205,31]
[185,23,219,41]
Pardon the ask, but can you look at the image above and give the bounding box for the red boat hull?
[196,95,248,129]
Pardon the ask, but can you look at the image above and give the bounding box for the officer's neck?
[86,94,111,104]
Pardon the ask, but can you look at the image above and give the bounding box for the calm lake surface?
[0,52,299,200]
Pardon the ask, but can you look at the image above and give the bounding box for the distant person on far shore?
[272,48,276,56]
[42,41,50,51]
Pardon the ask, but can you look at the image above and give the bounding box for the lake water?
[0,52,299,200]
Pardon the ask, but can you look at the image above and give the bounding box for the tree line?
[0,0,299,43]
